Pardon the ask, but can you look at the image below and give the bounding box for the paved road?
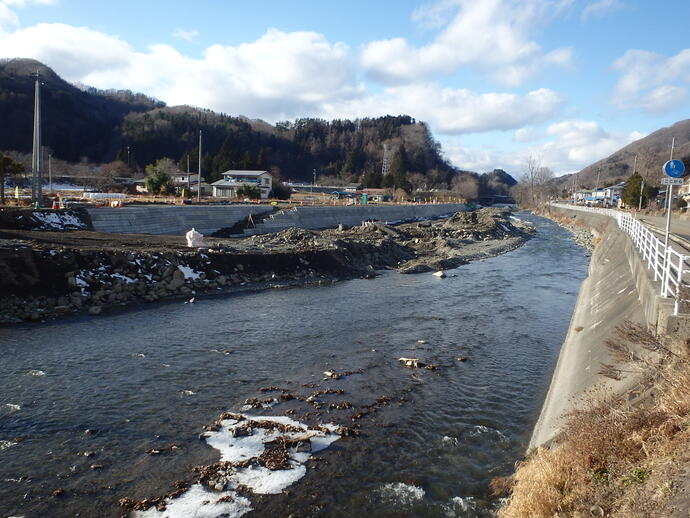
[637,214,690,254]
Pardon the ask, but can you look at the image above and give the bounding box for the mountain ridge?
[555,119,690,190]
[0,58,517,195]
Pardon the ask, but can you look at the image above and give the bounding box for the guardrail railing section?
[550,202,690,315]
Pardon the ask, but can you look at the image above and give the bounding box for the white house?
[604,182,625,206]
[211,170,273,199]
[574,189,592,203]
[170,172,199,187]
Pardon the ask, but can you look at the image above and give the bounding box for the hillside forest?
[0,58,516,199]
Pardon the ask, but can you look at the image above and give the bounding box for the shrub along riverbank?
[494,323,689,517]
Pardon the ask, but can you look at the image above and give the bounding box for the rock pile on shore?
[553,222,595,251]
[0,208,534,324]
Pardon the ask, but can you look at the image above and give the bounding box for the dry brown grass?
[497,324,690,518]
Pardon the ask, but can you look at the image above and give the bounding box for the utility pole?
[127,145,130,168]
[31,71,42,205]
[48,153,52,194]
[663,138,675,254]
[595,167,601,203]
[187,155,191,196]
[312,169,316,193]
[197,130,202,203]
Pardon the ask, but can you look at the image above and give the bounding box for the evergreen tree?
[386,145,411,191]
[144,163,173,194]
[257,147,268,169]
[362,170,382,188]
[202,153,216,182]
[0,154,23,202]
[621,172,656,208]
[239,151,253,169]
[179,148,199,173]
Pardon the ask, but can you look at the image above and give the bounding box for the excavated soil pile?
[0,208,533,324]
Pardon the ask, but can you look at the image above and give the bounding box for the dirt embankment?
[0,208,533,324]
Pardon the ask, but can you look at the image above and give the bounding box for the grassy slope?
[495,323,690,517]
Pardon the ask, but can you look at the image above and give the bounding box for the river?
[0,214,589,517]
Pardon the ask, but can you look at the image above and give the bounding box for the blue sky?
[2,0,690,176]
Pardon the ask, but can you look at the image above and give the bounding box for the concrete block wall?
[550,204,690,336]
[87,205,273,235]
[243,203,467,235]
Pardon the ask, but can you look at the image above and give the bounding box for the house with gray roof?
[211,170,273,199]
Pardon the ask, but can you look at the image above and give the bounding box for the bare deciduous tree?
[516,154,554,207]
[450,174,479,201]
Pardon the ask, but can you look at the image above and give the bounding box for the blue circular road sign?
[663,159,685,177]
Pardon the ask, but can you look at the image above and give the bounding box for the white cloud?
[0,18,565,133]
[3,0,57,5]
[172,28,198,42]
[444,120,643,175]
[581,0,623,21]
[442,141,517,172]
[537,120,643,173]
[362,0,574,86]
[0,0,56,30]
[321,85,563,134]
[1,23,133,77]
[0,24,363,120]
[513,127,542,142]
[612,48,690,113]
[0,3,19,29]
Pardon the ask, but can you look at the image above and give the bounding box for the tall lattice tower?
[31,72,43,204]
[381,143,391,176]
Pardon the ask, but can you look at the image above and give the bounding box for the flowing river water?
[0,214,589,518]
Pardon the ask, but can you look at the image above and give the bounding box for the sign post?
[660,137,685,295]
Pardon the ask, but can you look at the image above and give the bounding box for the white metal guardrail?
[550,202,690,315]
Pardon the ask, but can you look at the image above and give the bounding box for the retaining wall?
[243,203,467,235]
[530,205,689,448]
[86,205,273,235]
[529,219,646,448]
[549,204,690,335]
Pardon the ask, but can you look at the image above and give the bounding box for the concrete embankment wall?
[86,205,273,235]
[531,206,690,448]
[529,215,647,448]
[244,203,466,235]
[86,203,467,236]
[530,204,690,450]
[548,205,690,336]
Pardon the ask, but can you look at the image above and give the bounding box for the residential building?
[211,170,273,199]
[171,172,199,187]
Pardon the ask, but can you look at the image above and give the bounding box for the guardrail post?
[661,247,671,297]
[673,254,685,316]
[653,240,659,280]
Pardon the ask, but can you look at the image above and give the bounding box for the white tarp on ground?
[83,192,128,199]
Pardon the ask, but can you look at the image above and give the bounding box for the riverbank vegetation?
[494,322,690,517]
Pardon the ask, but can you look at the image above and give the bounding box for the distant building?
[212,170,273,199]
[362,188,392,203]
[574,189,592,203]
[344,183,363,192]
[574,182,625,207]
[604,182,625,206]
[190,182,213,196]
[170,172,199,187]
[133,178,147,193]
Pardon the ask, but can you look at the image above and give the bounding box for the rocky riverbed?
[0,208,534,324]
[534,208,596,252]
